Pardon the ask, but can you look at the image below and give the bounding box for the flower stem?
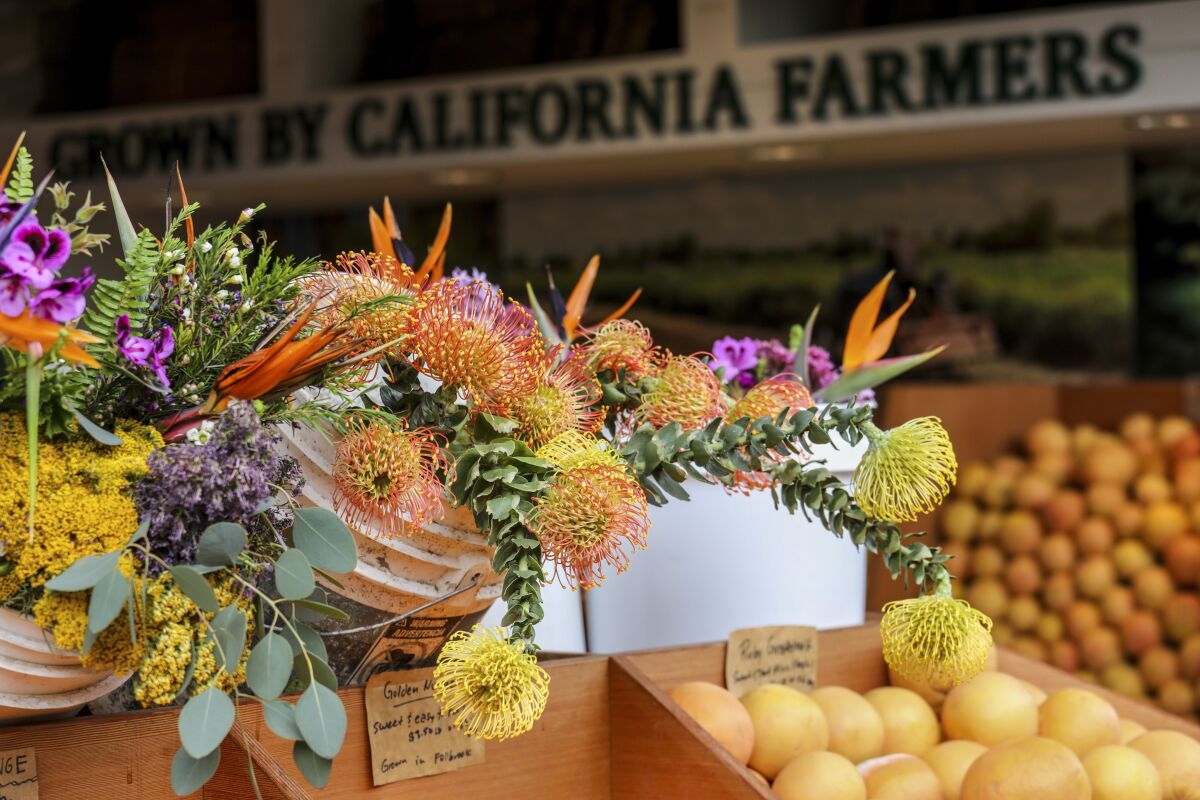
[25,358,40,543]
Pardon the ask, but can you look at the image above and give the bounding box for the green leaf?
[292,741,332,790]
[169,566,219,613]
[295,682,346,759]
[45,550,121,592]
[211,606,248,672]
[293,653,338,692]
[87,569,130,634]
[247,633,292,700]
[292,508,356,573]
[525,282,565,349]
[178,688,235,758]
[281,621,328,663]
[274,548,315,601]
[171,746,220,796]
[101,155,138,260]
[815,347,945,404]
[73,409,123,446]
[288,598,350,622]
[197,522,247,567]
[262,699,302,740]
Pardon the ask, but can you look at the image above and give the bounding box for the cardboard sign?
[364,673,484,785]
[725,626,817,697]
[0,748,37,800]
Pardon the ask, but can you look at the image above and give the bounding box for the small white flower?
[227,274,244,285]
[215,290,229,301]
[200,241,213,253]
[186,420,216,445]
[239,300,253,313]
[163,249,181,262]
[181,307,192,320]
[170,265,186,276]
[238,208,256,224]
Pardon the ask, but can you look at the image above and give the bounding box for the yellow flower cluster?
[0,414,161,599]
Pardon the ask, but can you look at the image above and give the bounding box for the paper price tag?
[725,626,817,697]
[364,673,484,785]
[0,748,37,800]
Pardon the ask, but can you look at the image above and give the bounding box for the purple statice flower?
[449,266,488,284]
[115,314,175,388]
[1,220,69,290]
[755,338,795,379]
[134,401,305,571]
[30,268,94,323]
[806,345,839,390]
[709,336,758,385]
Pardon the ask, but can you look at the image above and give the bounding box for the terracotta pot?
[0,607,128,724]
[279,424,503,684]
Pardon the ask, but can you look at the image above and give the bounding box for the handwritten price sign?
[0,748,37,800]
[364,673,484,785]
[725,626,817,697]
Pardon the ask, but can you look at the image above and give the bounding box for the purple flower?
[135,401,305,571]
[710,336,758,384]
[30,268,94,323]
[755,338,795,378]
[116,314,175,388]
[0,202,22,228]
[1,220,69,290]
[449,266,488,284]
[807,345,839,390]
[0,268,30,317]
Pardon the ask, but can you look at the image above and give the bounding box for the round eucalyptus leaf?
[262,699,302,741]
[87,569,130,634]
[292,741,332,789]
[281,621,328,663]
[170,746,220,796]
[293,653,338,693]
[178,688,235,759]
[292,508,356,573]
[247,632,292,700]
[45,550,121,592]
[295,682,346,760]
[168,565,219,613]
[197,522,248,567]
[274,548,315,601]
[210,606,248,672]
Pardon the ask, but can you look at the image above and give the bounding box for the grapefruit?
[810,686,885,765]
[738,683,827,779]
[668,681,756,765]
[1119,718,1147,744]
[1129,730,1200,800]
[942,500,981,542]
[960,737,1090,800]
[865,686,941,756]
[921,740,987,800]
[1040,534,1076,572]
[1082,744,1163,800]
[859,755,941,800]
[941,672,1038,746]
[1037,688,1120,755]
[1043,490,1086,531]
[772,751,866,800]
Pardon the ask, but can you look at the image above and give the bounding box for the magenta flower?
[30,268,94,323]
[709,336,758,384]
[807,345,839,390]
[755,338,795,377]
[116,314,175,388]
[0,202,22,227]
[1,220,69,290]
[0,268,31,317]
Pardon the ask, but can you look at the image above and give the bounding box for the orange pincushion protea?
[304,251,419,351]
[726,375,813,422]
[638,354,722,430]
[333,419,450,536]
[404,281,544,413]
[511,350,604,449]
[581,319,659,380]
[529,460,649,589]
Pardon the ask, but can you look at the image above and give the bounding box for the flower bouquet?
[0,137,992,796]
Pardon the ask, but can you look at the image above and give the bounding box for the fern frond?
[81,228,160,341]
[4,147,34,203]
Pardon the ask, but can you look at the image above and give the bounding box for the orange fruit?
[1080,626,1122,671]
[1113,538,1154,579]
[865,686,941,756]
[1027,419,1072,454]
[1008,595,1041,633]
[1121,610,1163,657]
[1156,678,1195,717]
[1005,555,1043,595]
[669,682,756,765]
[1075,516,1115,554]
[810,686,885,765]
[941,673,1038,747]
[967,579,1009,621]
[1163,594,1200,643]
[739,683,826,778]
[1132,566,1174,610]
[1165,535,1200,585]
[921,741,987,800]
[1129,730,1200,799]
[1143,501,1188,551]
[942,500,981,542]
[859,755,941,800]
[1000,511,1043,555]
[1076,555,1116,599]
[1040,533,1075,572]
[1042,572,1076,611]
[971,544,1005,578]
[772,751,866,800]
[1087,482,1127,515]
[1037,688,1120,755]
[1064,600,1102,640]
[1043,490,1086,531]
[960,736,1090,800]
[1101,585,1137,626]
[1139,645,1180,690]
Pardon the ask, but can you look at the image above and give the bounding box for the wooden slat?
[609,656,770,799]
[205,655,613,799]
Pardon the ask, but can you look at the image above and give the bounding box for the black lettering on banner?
[994,35,1038,103]
[1098,23,1141,94]
[1043,30,1093,98]
[432,90,467,150]
[703,64,749,131]
[622,72,667,137]
[673,68,697,133]
[775,57,813,123]
[867,48,914,114]
[811,54,860,121]
[348,97,387,155]
[921,41,984,109]
[494,86,526,146]
[529,82,571,145]
[576,78,617,141]
[391,97,426,154]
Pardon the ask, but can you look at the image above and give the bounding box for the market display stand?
[2,623,1196,798]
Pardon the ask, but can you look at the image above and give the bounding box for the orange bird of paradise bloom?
[369,199,452,289]
[842,270,916,372]
[562,254,641,342]
[0,312,100,366]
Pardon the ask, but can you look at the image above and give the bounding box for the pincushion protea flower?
[726,375,812,422]
[304,251,418,351]
[332,418,450,536]
[881,582,994,688]
[638,354,722,430]
[581,318,659,380]
[433,625,549,740]
[529,438,649,589]
[854,416,957,522]
[511,350,604,449]
[404,280,544,413]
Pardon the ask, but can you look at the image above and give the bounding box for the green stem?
[25,358,40,543]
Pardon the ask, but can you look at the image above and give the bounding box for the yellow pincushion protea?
[535,431,623,471]
[853,417,956,522]
[434,625,550,740]
[638,354,722,429]
[511,351,604,449]
[881,585,994,688]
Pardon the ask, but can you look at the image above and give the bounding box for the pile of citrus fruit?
[668,659,1200,799]
[943,414,1200,720]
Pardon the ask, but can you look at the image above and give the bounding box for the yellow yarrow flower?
[535,430,623,472]
[434,625,550,740]
[853,417,956,522]
[881,583,994,688]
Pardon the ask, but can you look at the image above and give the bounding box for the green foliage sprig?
[617,403,950,589]
[4,147,33,202]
